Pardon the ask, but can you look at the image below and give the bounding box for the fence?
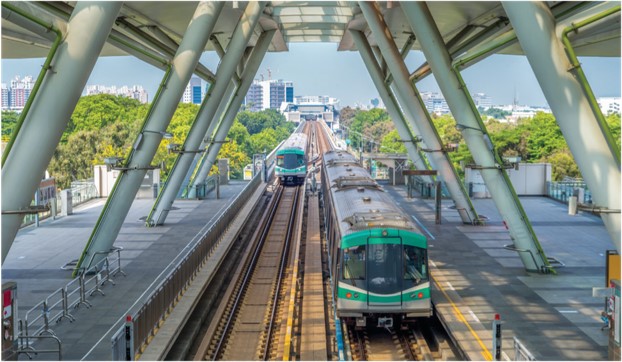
[111,170,265,359]
[21,180,99,228]
[513,337,536,360]
[546,181,592,204]
[17,247,123,360]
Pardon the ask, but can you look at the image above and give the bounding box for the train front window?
[342,246,366,285]
[367,242,401,295]
[403,245,428,286]
[282,154,299,169]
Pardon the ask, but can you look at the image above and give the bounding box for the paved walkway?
[385,185,613,360]
[2,181,249,360]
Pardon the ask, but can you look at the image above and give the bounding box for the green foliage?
[606,113,621,153]
[380,130,407,153]
[213,141,250,179]
[479,107,511,120]
[544,149,580,181]
[236,109,292,135]
[1,111,19,142]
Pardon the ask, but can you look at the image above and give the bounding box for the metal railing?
[18,248,123,359]
[546,181,592,204]
[118,170,266,358]
[513,337,536,361]
[21,180,99,228]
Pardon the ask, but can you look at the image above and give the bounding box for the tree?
[380,129,407,153]
[1,111,19,142]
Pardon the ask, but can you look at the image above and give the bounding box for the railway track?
[194,185,302,360]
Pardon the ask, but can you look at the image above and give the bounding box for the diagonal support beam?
[147,1,267,226]
[402,1,552,273]
[503,1,621,253]
[359,1,480,225]
[1,1,122,264]
[190,30,276,190]
[74,2,224,273]
[350,30,430,180]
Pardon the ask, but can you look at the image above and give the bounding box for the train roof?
[323,150,421,237]
[278,132,307,153]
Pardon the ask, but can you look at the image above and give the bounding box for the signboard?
[402,170,438,176]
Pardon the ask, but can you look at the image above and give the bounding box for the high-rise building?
[420,91,450,115]
[2,76,35,110]
[244,78,294,111]
[1,84,9,110]
[182,76,203,104]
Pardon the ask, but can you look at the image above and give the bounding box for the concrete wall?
[465,163,551,198]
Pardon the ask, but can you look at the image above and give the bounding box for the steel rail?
[211,185,285,360]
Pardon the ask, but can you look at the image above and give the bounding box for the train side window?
[403,245,428,284]
[343,246,366,281]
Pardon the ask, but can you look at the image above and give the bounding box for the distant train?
[275,132,308,185]
[321,150,432,328]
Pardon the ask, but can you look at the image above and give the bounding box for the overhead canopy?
[2,1,620,61]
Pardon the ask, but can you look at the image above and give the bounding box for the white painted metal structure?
[1,1,619,273]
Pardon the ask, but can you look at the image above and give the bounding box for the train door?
[366,237,402,307]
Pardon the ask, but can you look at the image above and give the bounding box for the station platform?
[2,180,250,360]
[2,180,613,360]
[384,185,612,361]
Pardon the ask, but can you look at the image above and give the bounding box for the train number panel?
[321,150,432,328]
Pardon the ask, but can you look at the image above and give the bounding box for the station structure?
[1,1,620,360]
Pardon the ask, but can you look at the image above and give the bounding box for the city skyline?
[2,43,620,108]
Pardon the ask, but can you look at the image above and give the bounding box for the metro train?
[321,150,432,328]
[275,132,308,185]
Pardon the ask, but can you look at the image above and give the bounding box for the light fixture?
[133,130,173,150]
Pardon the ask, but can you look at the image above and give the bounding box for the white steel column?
[402,2,551,272]
[350,30,432,181]
[1,2,122,264]
[191,30,276,189]
[503,1,621,252]
[147,1,267,226]
[359,1,480,225]
[75,2,224,272]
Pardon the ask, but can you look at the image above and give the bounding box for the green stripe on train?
[337,286,430,303]
[341,229,427,249]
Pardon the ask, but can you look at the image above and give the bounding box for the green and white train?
[275,132,308,186]
[321,150,432,328]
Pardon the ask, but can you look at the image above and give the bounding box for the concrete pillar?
[75,2,224,272]
[349,30,432,183]
[147,2,267,226]
[1,1,122,263]
[190,41,273,190]
[359,1,480,225]
[503,1,621,253]
[402,2,550,272]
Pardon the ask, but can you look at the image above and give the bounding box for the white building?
[85,84,149,103]
[597,97,620,115]
[244,78,294,111]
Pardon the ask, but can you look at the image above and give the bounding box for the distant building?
[597,97,620,115]
[86,84,149,103]
[282,95,339,126]
[1,76,35,110]
[244,78,294,111]
[420,91,450,115]
[181,76,203,104]
[472,92,492,110]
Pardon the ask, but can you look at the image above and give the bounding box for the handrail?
[18,320,62,360]
[118,171,265,358]
[1,2,63,166]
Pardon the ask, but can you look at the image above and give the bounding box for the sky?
[2,42,620,108]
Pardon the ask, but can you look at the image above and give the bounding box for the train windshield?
[367,242,401,295]
[277,153,303,169]
[403,245,428,287]
[343,246,366,286]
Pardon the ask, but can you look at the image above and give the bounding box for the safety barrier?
[17,247,123,359]
[546,181,592,204]
[117,171,266,358]
[513,337,536,361]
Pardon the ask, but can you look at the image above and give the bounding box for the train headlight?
[353,293,359,299]
[411,293,416,299]
[346,292,352,299]
[382,229,388,236]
